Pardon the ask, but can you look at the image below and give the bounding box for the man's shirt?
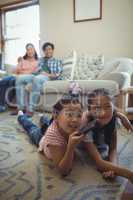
[37,57,62,79]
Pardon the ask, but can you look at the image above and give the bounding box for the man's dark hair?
[53,93,82,115]
[42,42,54,51]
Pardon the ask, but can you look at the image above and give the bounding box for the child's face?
[44,45,54,58]
[90,95,114,126]
[56,103,83,136]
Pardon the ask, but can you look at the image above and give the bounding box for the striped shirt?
[38,116,93,160]
[38,121,67,159]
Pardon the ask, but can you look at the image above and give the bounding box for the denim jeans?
[18,114,43,146]
[16,74,34,110]
[0,75,16,106]
[29,74,49,112]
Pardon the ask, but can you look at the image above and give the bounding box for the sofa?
[0,52,133,114]
[38,53,133,113]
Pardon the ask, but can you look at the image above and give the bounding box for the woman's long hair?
[23,43,38,60]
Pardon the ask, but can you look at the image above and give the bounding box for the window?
[1,1,40,66]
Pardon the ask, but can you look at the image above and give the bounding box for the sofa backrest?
[42,80,119,112]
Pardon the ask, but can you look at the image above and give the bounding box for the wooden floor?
[121,181,133,200]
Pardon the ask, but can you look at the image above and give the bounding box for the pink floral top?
[14,59,38,74]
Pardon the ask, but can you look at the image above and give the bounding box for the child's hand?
[102,171,116,179]
[68,132,85,149]
[17,56,23,63]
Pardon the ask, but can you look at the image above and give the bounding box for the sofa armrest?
[121,86,133,95]
[102,72,131,112]
[0,70,7,79]
[118,86,133,117]
[98,72,131,90]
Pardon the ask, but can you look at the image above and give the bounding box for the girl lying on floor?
[17,90,133,182]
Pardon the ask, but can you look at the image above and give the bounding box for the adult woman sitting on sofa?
[10,43,39,114]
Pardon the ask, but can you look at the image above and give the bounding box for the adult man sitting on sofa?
[27,42,62,117]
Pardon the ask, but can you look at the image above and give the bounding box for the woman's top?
[14,58,38,74]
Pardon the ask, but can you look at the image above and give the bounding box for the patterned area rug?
[0,112,133,200]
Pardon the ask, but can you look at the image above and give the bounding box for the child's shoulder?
[45,121,67,145]
[46,121,63,138]
[46,121,58,133]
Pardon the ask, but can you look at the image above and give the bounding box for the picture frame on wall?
[73,0,102,22]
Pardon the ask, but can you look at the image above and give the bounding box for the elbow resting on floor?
[57,166,71,176]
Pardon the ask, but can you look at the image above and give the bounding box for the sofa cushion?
[60,50,77,80]
[74,54,104,80]
[61,59,74,80]
[74,63,96,80]
[88,54,104,65]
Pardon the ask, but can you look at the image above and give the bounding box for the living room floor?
[0,111,133,200]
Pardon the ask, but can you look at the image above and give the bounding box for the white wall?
[1,0,133,59]
[40,0,133,59]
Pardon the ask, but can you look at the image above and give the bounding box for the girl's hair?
[23,43,38,60]
[87,88,112,110]
[40,94,82,132]
[53,93,82,115]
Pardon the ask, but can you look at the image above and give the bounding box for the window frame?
[0,0,39,12]
[0,0,39,68]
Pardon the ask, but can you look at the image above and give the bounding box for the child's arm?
[108,129,118,164]
[49,132,84,176]
[84,142,133,182]
[102,129,118,179]
[116,112,133,132]
[49,144,74,176]
[13,59,23,74]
